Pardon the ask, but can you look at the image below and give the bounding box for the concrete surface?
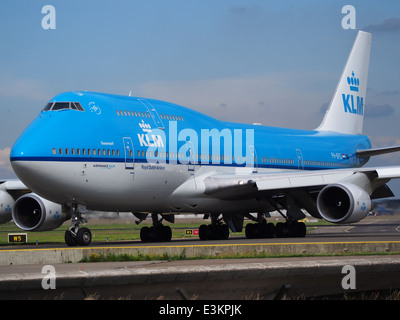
[0,256,399,300]
[0,240,400,266]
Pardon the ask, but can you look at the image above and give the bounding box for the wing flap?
[375,167,400,179]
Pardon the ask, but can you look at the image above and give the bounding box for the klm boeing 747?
[3,31,400,246]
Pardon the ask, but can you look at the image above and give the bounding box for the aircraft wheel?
[140,226,150,242]
[245,223,255,239]
[266,223,276,238]
[297,222,306,237]
[275,222,288,238]
[289,221,306,237]
[199,224,208,240]
[245,223,275,239]
[76,227,92,246]
[221,224,229,240]
[65,230,77,246]
[162,225,172,242]
[199,224,229,240]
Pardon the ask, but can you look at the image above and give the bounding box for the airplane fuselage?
[10,91,371,215]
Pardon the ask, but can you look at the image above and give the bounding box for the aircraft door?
[187,141,196,171]
[249,145,258,173]
[123,137,134,170]
[138,99,165,130]
[296,149,304,170]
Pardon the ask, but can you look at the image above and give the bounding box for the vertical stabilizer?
[317,31,371,135]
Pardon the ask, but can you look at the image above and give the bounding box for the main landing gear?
[65,205,92,246]
[199,214,229,240]
[139,213,172,242]
[245,219,306,239]
[245,213,306,239]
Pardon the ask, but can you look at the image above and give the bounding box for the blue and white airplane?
[3,31,400,246]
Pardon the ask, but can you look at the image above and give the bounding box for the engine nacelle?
[0,190,14,224]
[317,182,371,224]
[12,193,68,231]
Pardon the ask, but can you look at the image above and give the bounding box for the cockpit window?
[52,102,70,111]
[43,102,84,112]
[43,103,53,111]
[72,102,84,111]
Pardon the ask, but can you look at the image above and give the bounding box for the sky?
[0,0,399,195]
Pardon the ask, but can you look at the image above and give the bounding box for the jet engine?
[0,190,14,224]
[12,193,68,231]
[317,182,371,224]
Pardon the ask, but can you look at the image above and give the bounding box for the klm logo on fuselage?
[137,120,165,148]
[342,71,363,116]
[138,134,164,147]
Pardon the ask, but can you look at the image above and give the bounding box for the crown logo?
[347,71,359,92]
[139,120,152,132]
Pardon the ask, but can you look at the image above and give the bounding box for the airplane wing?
[204,167,400,197]
[357,145,400,158]
[0,179,30,224]
[203,166,400,223]
[0,179,30,197]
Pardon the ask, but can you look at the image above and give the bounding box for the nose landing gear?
[64,205,92,246]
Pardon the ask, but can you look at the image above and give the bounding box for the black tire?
[221,224,229,240]
[275,222,286,238]
[140,226,150,242]
[295,222,307,237]
[76,227,92,246]
[245,223,255,239]
[199,224,208,240]
[65,230,77,246]
[162,225,172,242]
[267,223,276,238]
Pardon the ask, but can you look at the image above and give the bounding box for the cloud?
[366,104,395,118]
[364,18,400,33]
[136,73,327,129]
[0,78,51,102]
[229,6,247,14]
[371,136,400,148]
[319,102,395,118]
[377,90,400,97]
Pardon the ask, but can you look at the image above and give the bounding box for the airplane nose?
[10,135,33,181]
[9,123,45,187]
